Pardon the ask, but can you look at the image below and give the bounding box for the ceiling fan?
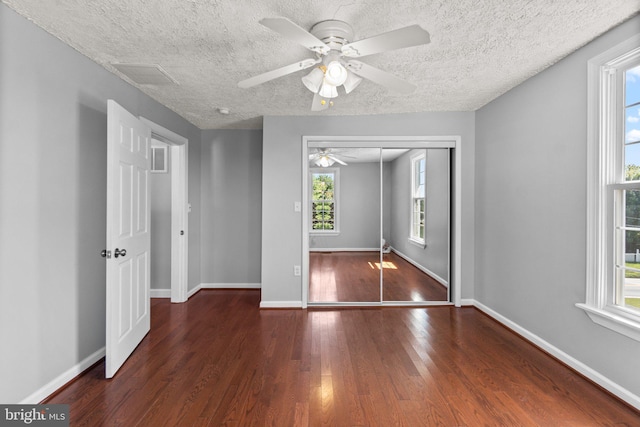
[238,18,430,111]
[309,148,355,167]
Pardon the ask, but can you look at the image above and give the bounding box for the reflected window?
[311,168,339,233]
[410,151,426,245]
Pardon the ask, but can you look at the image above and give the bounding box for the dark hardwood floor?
[309,251,448,303]
[382,252,448,302]
[45,290,639,426]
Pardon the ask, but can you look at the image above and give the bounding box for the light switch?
[294,201,301,212]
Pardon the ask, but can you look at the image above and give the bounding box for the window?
[579,35,640,342]
[618,64,640,311]
[410,151,426,246]
[310,168,339,233]
[151,144,168,173]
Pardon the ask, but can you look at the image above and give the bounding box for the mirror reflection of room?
[308,146,450,304]
[309,147,381,302]
[381,148,450,302]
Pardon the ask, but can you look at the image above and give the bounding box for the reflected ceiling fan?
[309,148,355,167]
[238,18,430,111]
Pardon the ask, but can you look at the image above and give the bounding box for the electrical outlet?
[293,265,301,276]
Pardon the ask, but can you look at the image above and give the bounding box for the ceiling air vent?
[112,63,178,85]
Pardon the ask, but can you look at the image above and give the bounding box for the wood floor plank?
[309,251,448,303]
[44,290,639,426]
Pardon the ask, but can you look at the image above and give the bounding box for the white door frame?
[140,117,189,303]
[301,135,462,308]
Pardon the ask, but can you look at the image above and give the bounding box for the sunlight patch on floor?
[368,261,398,270]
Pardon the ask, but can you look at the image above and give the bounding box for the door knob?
[114,248,127,258]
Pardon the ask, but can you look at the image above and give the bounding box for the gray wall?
[200,129,262,285]
[150,142,172,290]
[310,162,381,250]
[388,149,450,282]
[262,113,475,304]
[475,15,640,399]
[0,4,201,403]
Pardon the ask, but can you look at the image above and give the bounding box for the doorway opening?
[301,136,462,308]
[140,117,189,303]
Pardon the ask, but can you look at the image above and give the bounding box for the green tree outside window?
[312,173,335,230]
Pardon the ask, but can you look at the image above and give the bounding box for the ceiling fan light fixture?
[302,67,325,93]
[319,82,338,99]
[315,156,335,167]
[343,71,363,94]
[324,61,348,86]
[239,18,432,112]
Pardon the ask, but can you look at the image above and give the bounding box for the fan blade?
[311,93,330,111]
[346,60,416,94]
[325,149,357,159]
[328,154,347,166]
[260,18,330,55]
[238,58,320,88]
[341,25,430,58]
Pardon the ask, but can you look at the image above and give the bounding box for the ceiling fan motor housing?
[310,20,354,50]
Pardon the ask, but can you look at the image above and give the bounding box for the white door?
[105,100,151,378]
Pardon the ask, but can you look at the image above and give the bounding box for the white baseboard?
[200,282,261,289]
[187,285,201,299]
[151,289,171,298]
[156,285,261,300]
[186,283,261,300]
[310,248,379,252]
[460,298,475,306]
[19,347,105,404]
[391,248,448,288]
[260,301,303,308]
[472,300,640,410]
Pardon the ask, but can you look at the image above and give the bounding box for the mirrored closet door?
[308,147,382,303]
[306,142,451,305]
[381,148,450,303]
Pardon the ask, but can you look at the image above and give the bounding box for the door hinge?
[101,249,112,259]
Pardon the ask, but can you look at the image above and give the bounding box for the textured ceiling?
[3,0,638,129]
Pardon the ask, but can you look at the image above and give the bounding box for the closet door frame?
[302,136,461,308]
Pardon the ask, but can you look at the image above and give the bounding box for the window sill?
[310,231,340,237]
[576,303,640,342]
[408,237,426,249]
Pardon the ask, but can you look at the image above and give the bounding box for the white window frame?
[150,143,168,173]
[578,34,640,342]
[310,168,340,235]
[409,150,426,247]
